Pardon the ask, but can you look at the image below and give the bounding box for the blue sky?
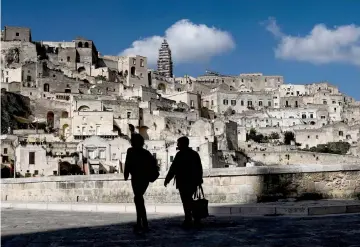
[2,0,360,99]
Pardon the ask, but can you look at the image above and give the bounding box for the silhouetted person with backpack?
[124,134,157,233]
[164,136,203,229]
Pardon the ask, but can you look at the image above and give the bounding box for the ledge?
[2,200,360,216]
[1,164,359,184]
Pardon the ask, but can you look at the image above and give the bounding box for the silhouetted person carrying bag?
[124,134,159,233]
[164,136,204,229]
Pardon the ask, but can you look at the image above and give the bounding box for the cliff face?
[1,91,32,134]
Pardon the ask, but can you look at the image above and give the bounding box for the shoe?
[133,224,142,234]
[181,220,192,230]
[194,220,202,229]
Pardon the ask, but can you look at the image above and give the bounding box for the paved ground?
[1,209,360,247]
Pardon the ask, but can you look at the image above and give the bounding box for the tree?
[284,131,295,145]
[269,132,280,139]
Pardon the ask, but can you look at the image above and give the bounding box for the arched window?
[77,67,86,73]
[78,42,83,48]
[84,42,89,48]
[78,105,90,112]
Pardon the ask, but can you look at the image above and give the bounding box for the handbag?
[148,153,160,183]
[192,185,209,219]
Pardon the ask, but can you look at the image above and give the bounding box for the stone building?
[157,39,173,78]
[3,26,32,42]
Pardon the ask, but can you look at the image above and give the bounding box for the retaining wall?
[1,164,360,204]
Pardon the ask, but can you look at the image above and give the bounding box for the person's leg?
[132,180,142,229]
[179,188,193,224]
[139,182,149,229]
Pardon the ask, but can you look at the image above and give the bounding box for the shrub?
[269,132,280,139]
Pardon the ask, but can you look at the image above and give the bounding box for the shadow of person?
[124,134,157,234]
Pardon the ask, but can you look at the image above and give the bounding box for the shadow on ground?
[1,209,360,247]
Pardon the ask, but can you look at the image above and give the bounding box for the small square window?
[16,32,19,36]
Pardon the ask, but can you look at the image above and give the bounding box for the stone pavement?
[1,209,360,247]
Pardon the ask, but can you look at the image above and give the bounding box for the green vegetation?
[302,142,351,155]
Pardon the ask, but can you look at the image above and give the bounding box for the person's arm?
[164,153,178,186]
[124,148,132,181]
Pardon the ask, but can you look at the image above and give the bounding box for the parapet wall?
[248,151,360,165]
[1,164,360,204]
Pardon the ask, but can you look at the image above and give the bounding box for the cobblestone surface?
[1,209,360,247]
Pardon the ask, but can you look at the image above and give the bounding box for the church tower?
[157,39,173,78]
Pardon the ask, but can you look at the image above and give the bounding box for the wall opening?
[46,111,54,128]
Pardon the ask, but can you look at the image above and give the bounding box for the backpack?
[148,152,160,183]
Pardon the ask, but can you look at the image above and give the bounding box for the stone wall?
[248,151,360,165]
[1,164,359,204]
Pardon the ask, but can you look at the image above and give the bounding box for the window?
[34,170,39,175]
[211,100,214,106]
[295,101,298,107]
[247,101,252,106]
[259,101,263,106]
[285,101,289,107]
[16,32,19,36]
[268,101,271,107]
[96,126,100,135]
[310,113,314,118]
[67,56,70,62]
[127,112,131,118]
[29,152,35,165]
[99,150,106,159]
[27,75,31,82]
[323,100,327,105]
[321,116,326,119]
[53,171,57,175]
[140,59,144,67]
[190,100,194,107]
[152,153,157,159]
[339,131,343,136]
[334,108,337,112]
[88,149,95,159]
[4,148,8,154]
[82,127,86,135]
[231,100,236,106]
[241,100,244,106]
[316,135,318,139]
[5,78,8,82]
[170,156,174,162]
[197,147,200,151]
[332,100,336,104]
[133,59,136,65]
[223,99,228,105]
[308,136,310,139]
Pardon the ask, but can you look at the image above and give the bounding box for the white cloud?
[121,19,235,65]
[265,17,360,66]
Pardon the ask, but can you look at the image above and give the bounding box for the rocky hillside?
[1,91,32,134]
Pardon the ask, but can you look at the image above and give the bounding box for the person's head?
[177,136,189,151]
[130,134,144,148]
